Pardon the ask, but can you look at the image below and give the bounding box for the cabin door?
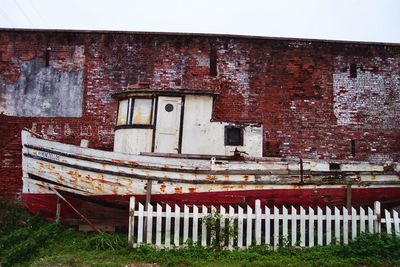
[154,96,183,153]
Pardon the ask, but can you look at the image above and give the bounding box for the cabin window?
[131,98,153,124]
[116,97,153,127]
[117,99,129,126]
[225,126,243,146]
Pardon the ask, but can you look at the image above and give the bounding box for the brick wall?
[1,30,399,198]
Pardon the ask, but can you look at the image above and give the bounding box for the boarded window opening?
[351,140,356,157]
[225,127,243,146]
[350,63,357,78]
[209,48,217,76]
[45,47,51,67]
[329,163,341,171]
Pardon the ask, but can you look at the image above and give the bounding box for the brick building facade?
[1,29,399,198]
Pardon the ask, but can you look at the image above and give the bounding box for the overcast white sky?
[0,0,399,43]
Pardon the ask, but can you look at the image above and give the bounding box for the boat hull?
[20,130,400,227]
[22,186,400,226]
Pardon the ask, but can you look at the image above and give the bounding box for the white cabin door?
[154,96,182,153]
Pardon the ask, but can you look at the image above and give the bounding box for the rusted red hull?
[22,187,400,225]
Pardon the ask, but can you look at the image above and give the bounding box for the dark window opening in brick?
[329,163,341,171]
[209,48,217,76]
[45,47,51,67]
[350,63,357,78]
[351,140,356,157]
[225,127,243,146]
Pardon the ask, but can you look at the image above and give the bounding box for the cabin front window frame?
[116,97,154,129]
[225,126,244,146]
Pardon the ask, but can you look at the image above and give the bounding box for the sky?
[0,0,399,43]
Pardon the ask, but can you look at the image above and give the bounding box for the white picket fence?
[128,197,400,249]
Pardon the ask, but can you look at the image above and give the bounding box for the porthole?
[165,104,174,112]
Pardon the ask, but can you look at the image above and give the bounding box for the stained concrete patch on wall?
[333,57,400,129]
[0,57,84,117]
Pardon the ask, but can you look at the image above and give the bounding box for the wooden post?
[346,185,352,212]
[144,180,153,241]
[55,196,61,223]
[128,197,136,245]
[50,188,102,233]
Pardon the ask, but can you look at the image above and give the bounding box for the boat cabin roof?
[112,89,219,100]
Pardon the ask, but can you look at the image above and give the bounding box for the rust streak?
[174,187,183,194]
[160,184,166,193]
[188,187,196,193]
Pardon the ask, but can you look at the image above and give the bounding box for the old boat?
[21,89,400,226]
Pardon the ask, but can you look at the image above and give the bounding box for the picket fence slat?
[300,207,305,247]
[335,207,340,243]
[368,207,374,233]
[246,206,253,248]
[220,206,226,247]
[137,203,144,244]
[146,204,153,244]
[193,205,199,244]
[273,206,279,249]
[282,206,288,242]
[183,205,189,244]
[343,207,348,245]
[360,207,366,234]
[128,198,399,250]
[309,207,314,247]
[385,209,392,234]
[326,207,332,245]
[265,207,271,246]
[238,206,244,248]
[156,204,162,247]
[351,207,357,240]
[291,206,297,246]
[255,200,261,245]
[165,204,171,248]
[317,207,323,246]
[393,210,400,237]
[202,206,207,247]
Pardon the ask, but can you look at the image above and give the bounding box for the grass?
[1,198,399,267]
